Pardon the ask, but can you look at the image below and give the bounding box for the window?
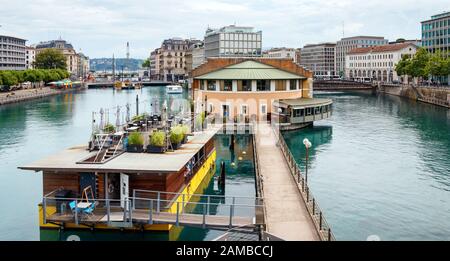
[221,80,232,91]
[293,109,304,117]
[275,80,286,91]
[256,80,270,91]
[207,80,216,91]
[239,80,252,91]
[290,79,297,90]
[241,105,248,115]
[306,108,312,116]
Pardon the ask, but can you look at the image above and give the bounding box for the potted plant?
[181,124,190,144]
[147,131,166,153]
[127,132,144,153]
[170,126,184,150]
[103,123,116,133]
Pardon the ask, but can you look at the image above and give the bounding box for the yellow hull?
[39,150,217,233]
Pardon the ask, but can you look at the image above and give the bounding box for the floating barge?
[19,126,225,232]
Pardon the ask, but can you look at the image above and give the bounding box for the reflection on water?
[284,91,450,241]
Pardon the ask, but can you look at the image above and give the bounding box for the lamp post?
[303,138,312,185]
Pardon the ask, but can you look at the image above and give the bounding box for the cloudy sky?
[0,0,448,59]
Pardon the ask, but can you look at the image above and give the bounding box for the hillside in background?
[90,58,144,72]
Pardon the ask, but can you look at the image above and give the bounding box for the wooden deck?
[255,122,320,241]
[46,209,255,230]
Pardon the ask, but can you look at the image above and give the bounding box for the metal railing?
[272,125,336,241]
[42,189,264,230]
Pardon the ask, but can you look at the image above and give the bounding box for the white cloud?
[0,0,448,58]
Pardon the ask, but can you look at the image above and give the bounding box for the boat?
[166,84,183,94]
[19,122,220,233]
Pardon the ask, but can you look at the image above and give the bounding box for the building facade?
[204,25,262,58]
[149,38,202,82]
[300,43,336,78]
[25,46,36,70]
[336,36,388,77]
[345,43,418,83]
[421,11,450,53]
[192,58,313,122]
[263,47,301,63]
[0,35,26,71]
[78,53,90,80]
[35,39,80,77]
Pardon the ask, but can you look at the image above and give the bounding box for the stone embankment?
[378,84,450,108]
[0,87,83,106]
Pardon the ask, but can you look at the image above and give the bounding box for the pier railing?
[42,189,264,230]
[272,126,336,241]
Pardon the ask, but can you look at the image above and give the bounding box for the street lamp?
[303,138,312,186]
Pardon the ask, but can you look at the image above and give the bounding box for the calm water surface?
[283,91,450,241]
[0,87,255,241]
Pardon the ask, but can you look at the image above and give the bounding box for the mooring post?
[136,94,139,116]
[328,228,332,241]
[312,198,315,215]
[229,197,235,229]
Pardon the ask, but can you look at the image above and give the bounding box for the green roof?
[195,61,305,80]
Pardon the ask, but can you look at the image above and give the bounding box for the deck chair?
[77,186,96,217]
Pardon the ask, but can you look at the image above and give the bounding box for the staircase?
[101,145,124,162]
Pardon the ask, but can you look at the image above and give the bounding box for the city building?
[35,39,80,77]
[300,43,336,78]
[149,38,202,82]
[421,11,450,84]
[345,42,418,83]
[336,36,388,77]
[192,58,314,122]
[421,11,450,53]
[78,52,90,80]
[263,47,301,63]
[149,48,160,81]
[25,46,36,70]
[0,35,26,71]
[185,42,205,78]
[204,25,262,58]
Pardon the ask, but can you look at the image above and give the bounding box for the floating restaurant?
[192,58,332,128]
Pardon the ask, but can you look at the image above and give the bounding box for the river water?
[0,88,449,240]
[0,87,256,241]
[283,91,450,241]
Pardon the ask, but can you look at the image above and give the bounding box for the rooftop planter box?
[127,132,144,153]
[147,131,166,153]
[170,126,184,150]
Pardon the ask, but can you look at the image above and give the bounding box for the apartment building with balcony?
[0,35,26,71]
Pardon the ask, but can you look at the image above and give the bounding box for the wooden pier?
[254,122,320,241]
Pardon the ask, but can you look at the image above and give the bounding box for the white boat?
[166,84,183,94]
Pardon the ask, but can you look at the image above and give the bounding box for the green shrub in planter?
[127,132,144,153]
[103,124,116,133]
[170,126,184,149]
[180,124,190,143]
[148,131,166,153]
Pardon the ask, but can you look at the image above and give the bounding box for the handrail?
[272,124,336,241]
[112,134,124,157]
[133,189,263,201]
[93,135,109,162]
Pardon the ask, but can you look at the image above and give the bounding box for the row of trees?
[395,48,450,83]
[0,69,70,89]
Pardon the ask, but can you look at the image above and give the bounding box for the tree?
[425,51,447,79]
[34,49,67,70]
[142,58,151,69]
[395,56,410,77]
[404,48,429,80]
[0,71,18,87]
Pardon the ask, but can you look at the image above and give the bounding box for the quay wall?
[313,80,449,108]
[0,86,85,106]
[378,84,450,108]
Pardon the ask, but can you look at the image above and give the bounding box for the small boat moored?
[166,85,183,94]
